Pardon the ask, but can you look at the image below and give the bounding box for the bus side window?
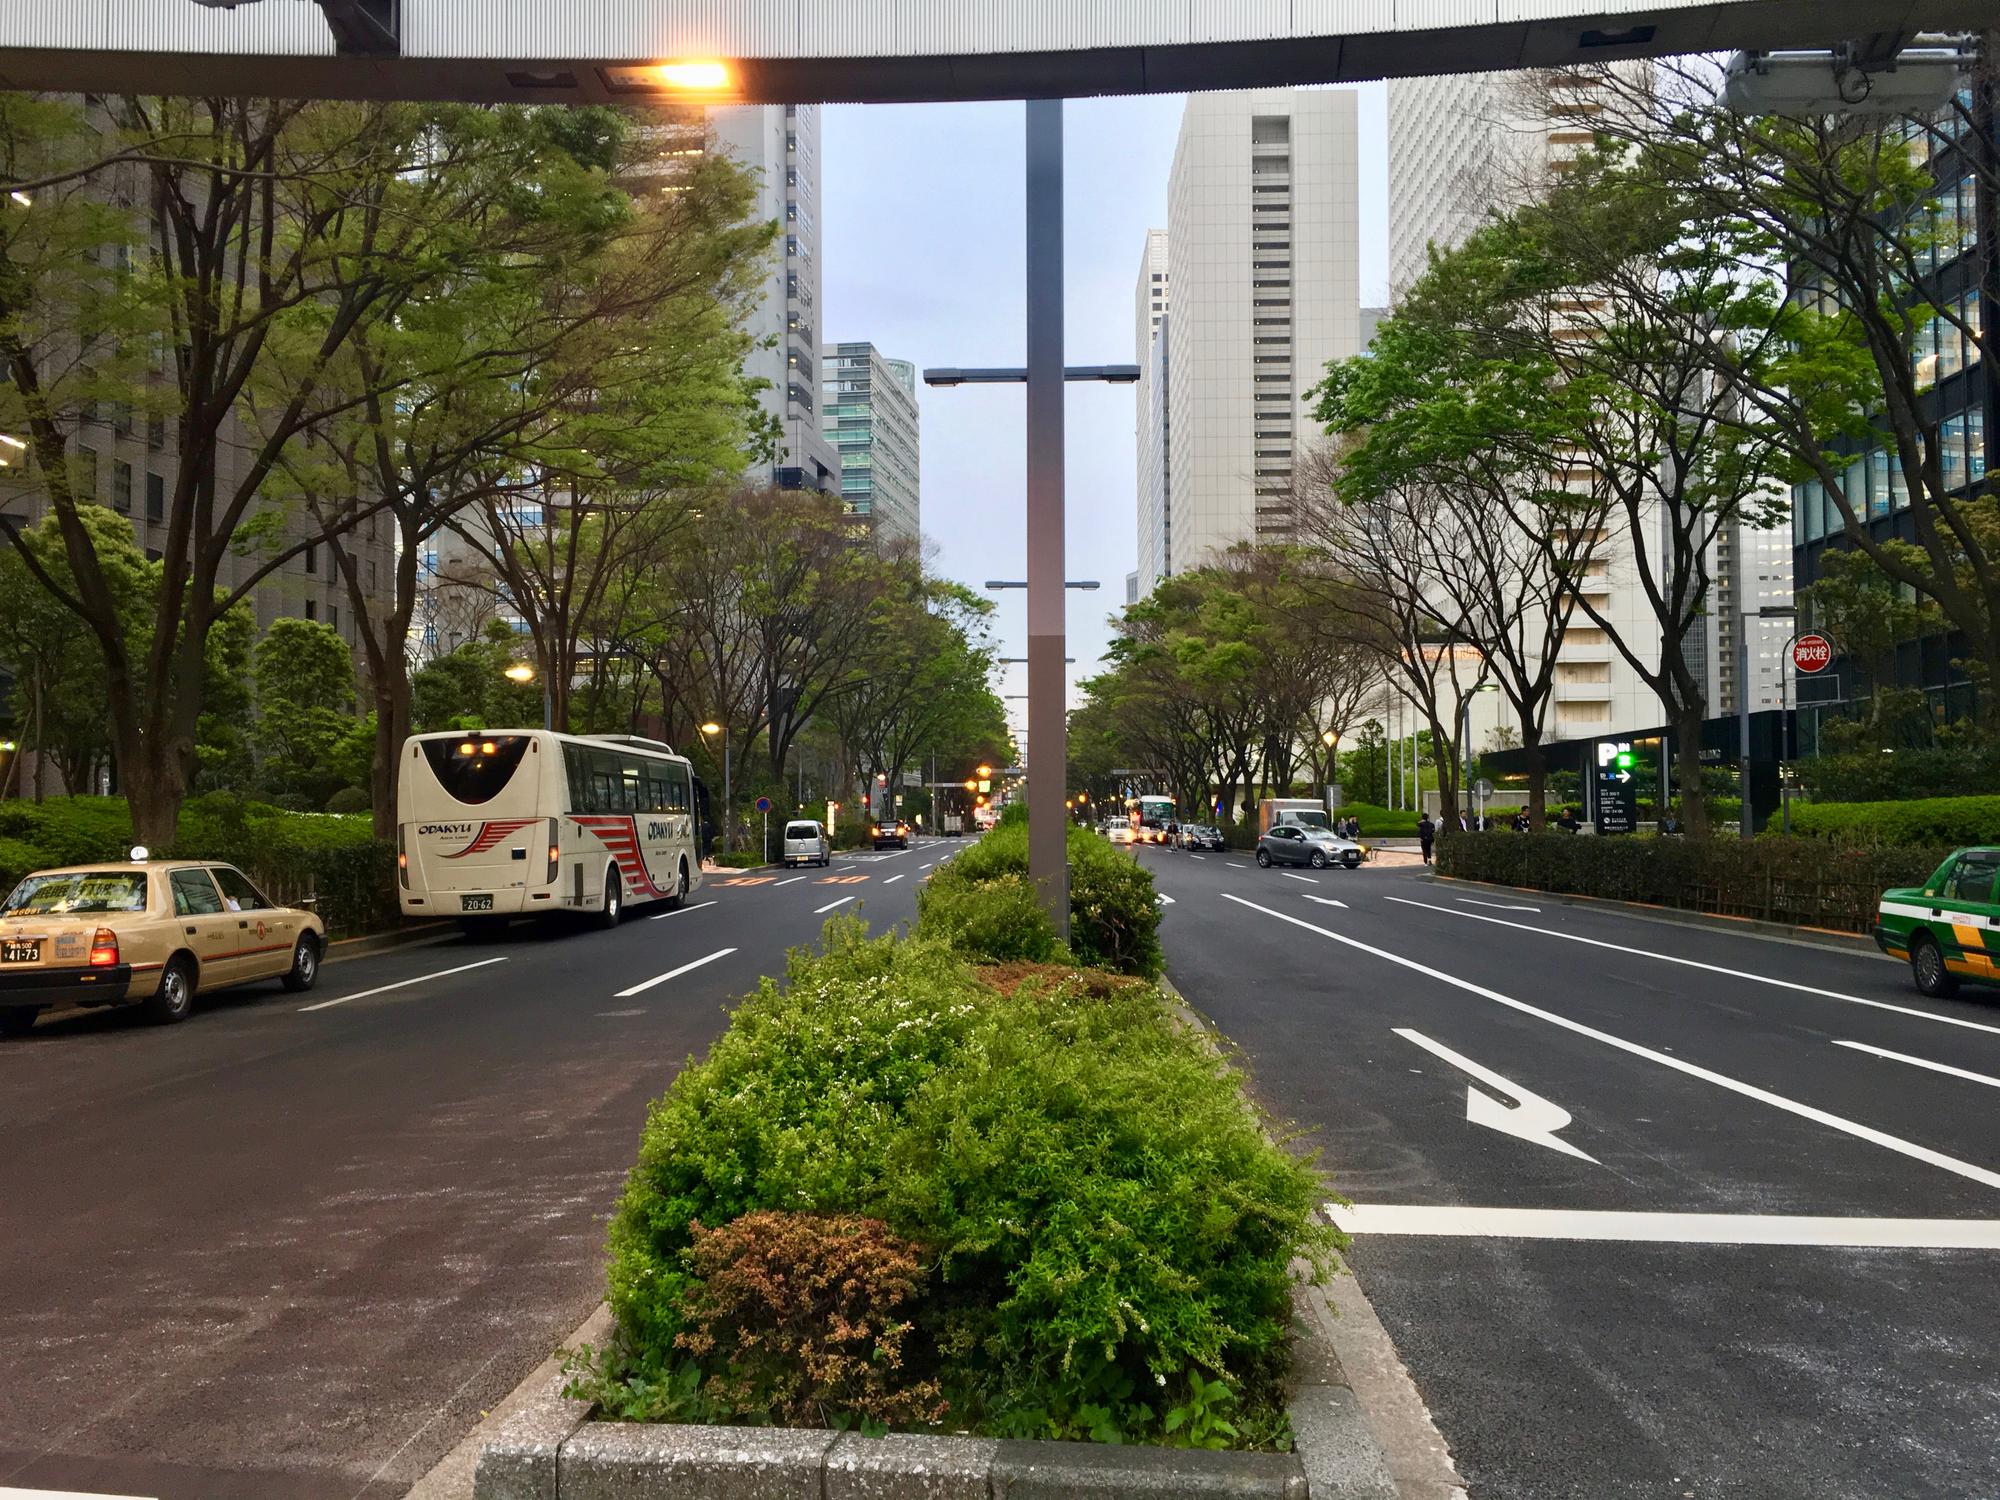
[564,744,594,813]
[671,766,691,813]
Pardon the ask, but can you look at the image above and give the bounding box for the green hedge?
[920,820,1163,977]
[1436,831,1951,933]
[574,916,1336,1447]
[1786,795,2000,848]
[0,794,396,937]
[1793,748,2000,804]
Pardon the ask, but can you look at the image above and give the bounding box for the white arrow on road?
[1303,894,1349,909]
[1156,892,1176,906]
[1394,1027,1597,1163]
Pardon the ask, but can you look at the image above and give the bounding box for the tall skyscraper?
[708,103,839,493]
[1133,228,1170,596]
[1136,89,1361,588]
[822,341,922,552]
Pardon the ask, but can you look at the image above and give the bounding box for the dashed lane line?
[1382,894,2000,1041]
[775,875,806,887]
[1222,892,2000,1195]
[1282,872,1319,884]
[1834,1039,2000,1091]
[814,895,857,914]
[300,956,508,1013]
[649,899,717,921]
[614,947,737,999]
[883,874,906,885]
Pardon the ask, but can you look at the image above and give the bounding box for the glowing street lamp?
[701,721,732,852]
[504,662,551,730]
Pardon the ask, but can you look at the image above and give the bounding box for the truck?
[940,811,966,837]
[1258,798,1335,836]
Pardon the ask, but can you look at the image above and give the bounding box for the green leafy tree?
[410,622,545,733]
[250,617,358,803]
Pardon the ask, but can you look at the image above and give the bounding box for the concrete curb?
[1419,872,1895,961]
[328,921,455,961]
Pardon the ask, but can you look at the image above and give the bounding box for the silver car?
[782,819,831,868]
[1256,824,1363,870]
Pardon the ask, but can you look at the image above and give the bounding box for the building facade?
[708,103,840,494]
[1141,88,1362,582]
[821,341,922,551]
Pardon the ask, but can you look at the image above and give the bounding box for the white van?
[782,819,831,868]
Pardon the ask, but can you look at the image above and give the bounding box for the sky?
[819,85,1389,745]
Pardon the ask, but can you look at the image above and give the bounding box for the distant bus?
[397,730,704,931]
[1129,794,1176,843]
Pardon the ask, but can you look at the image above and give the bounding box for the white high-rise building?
[709,103,839,493]
[1137,89,1361,585]
[1388,69,1668,740]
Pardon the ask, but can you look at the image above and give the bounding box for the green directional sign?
[1595,740,1638,835]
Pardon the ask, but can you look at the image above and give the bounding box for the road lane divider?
[814,896,857,914]
[883,874,906,885]
[1282,872,1319,884]
[1383,895,2000,1040]
[1302,895,1349,909]
[1327,1204,2000,1249]
[1226,862,1247,870]
[615,947,737,998]
[1190,854,1207,860]
[1833,1039,2000,1091]
[299,956,509,1013]
[775,875,806,887]
[1222,892,2000,1194]
[649,900,718,921]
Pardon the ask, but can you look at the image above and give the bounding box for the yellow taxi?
[0,851,327,1037]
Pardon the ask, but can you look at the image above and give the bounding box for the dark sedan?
[1178,825,1226,852]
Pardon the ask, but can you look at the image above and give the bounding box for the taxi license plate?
[459,894,494,913]
[2,939,42,963]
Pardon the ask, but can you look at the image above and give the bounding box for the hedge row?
[574,894,1332,1447]
[0,794,396,937]
[1786,795,2000,849]
[1436,831,1952,933]
[1793,748,2000,804]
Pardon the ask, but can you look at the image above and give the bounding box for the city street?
[0,841,955,1500]
[1144,844,2000,1500]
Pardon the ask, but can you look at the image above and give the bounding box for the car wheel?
[143,955,196,1025]
[1310,849,1328,870]
[1256,848,1272,868]
[0,1006,41,1038]
[280,933,322,993]
[1344,851,1361,870]
[596,867,623,930]
[1911,933,1958,998]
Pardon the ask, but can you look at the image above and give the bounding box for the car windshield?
[2,871,149,917]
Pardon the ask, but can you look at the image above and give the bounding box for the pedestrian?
[1512,810,1529,833]
[1660,810,1680,836]
[1558,807,1579,834]
[1418,812,1436,865]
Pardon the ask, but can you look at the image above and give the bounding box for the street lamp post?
[701,721,731,853]
[922,100,1139,939]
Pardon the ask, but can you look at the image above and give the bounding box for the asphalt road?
[0,838,954,1500]
[1143,843,2000,1500]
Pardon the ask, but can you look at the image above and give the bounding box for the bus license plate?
[2,939,42,962]
[459,895,494,913]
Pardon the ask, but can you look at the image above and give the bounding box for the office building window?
[329,604,339,633]
[112,459,132,512]
[304,542,317,575]
[77,444,99,499]
[305,599,317,621]
[146,470,164,522]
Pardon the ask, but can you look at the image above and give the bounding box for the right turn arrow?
[1395,1027,1597,1163]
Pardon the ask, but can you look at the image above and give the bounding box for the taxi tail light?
[88,928,119,967]
[396,825,410,889]
[546,817,560,884]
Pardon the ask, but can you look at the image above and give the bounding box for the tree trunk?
[1674,706,1709,837]
[124,755,186,852]
[1522,733,1547,831]
[369,668,412,841]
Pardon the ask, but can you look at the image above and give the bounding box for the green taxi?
[1875,846,2000,998]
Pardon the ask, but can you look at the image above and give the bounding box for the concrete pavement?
[1141,843,2000,1500]
[0,840,961,1500]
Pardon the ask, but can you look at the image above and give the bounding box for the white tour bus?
[397,730,704,930]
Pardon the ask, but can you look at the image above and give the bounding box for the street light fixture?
[1738,604,1798,840]
[504,662,552,731]
[700,721,733,853]
[985,580,1099,591]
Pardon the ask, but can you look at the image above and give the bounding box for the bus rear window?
[421,735,533,806]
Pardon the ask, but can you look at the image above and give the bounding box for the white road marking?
[1396,1028,1596,1162]
[1834,1039,2000,1091]
[1222,893,2000,1194]
[1157,892,1176,906]
[1457,896,1542,912]
[299,956,509,1013]
[921,861,938,870]
[650,899,718,921]
[596,1008,644,1018]
[883,873,906,885]
[814,896,857,914]
[1190,854,1207,860]
[1383,894,2000,1040]
[1303,895,1349,909]
[614,947,737,998]
[1227,862,1248,870]
[1329,1203,2000,1249]
[1282,872,1320,884]
[775,875,805,887]
[0,1489,159,1499]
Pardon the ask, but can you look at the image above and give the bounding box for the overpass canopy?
[0,0,1982,104]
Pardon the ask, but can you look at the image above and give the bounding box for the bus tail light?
[546,818,560,885]
[397,826,410,889]
[88,928,119,967]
